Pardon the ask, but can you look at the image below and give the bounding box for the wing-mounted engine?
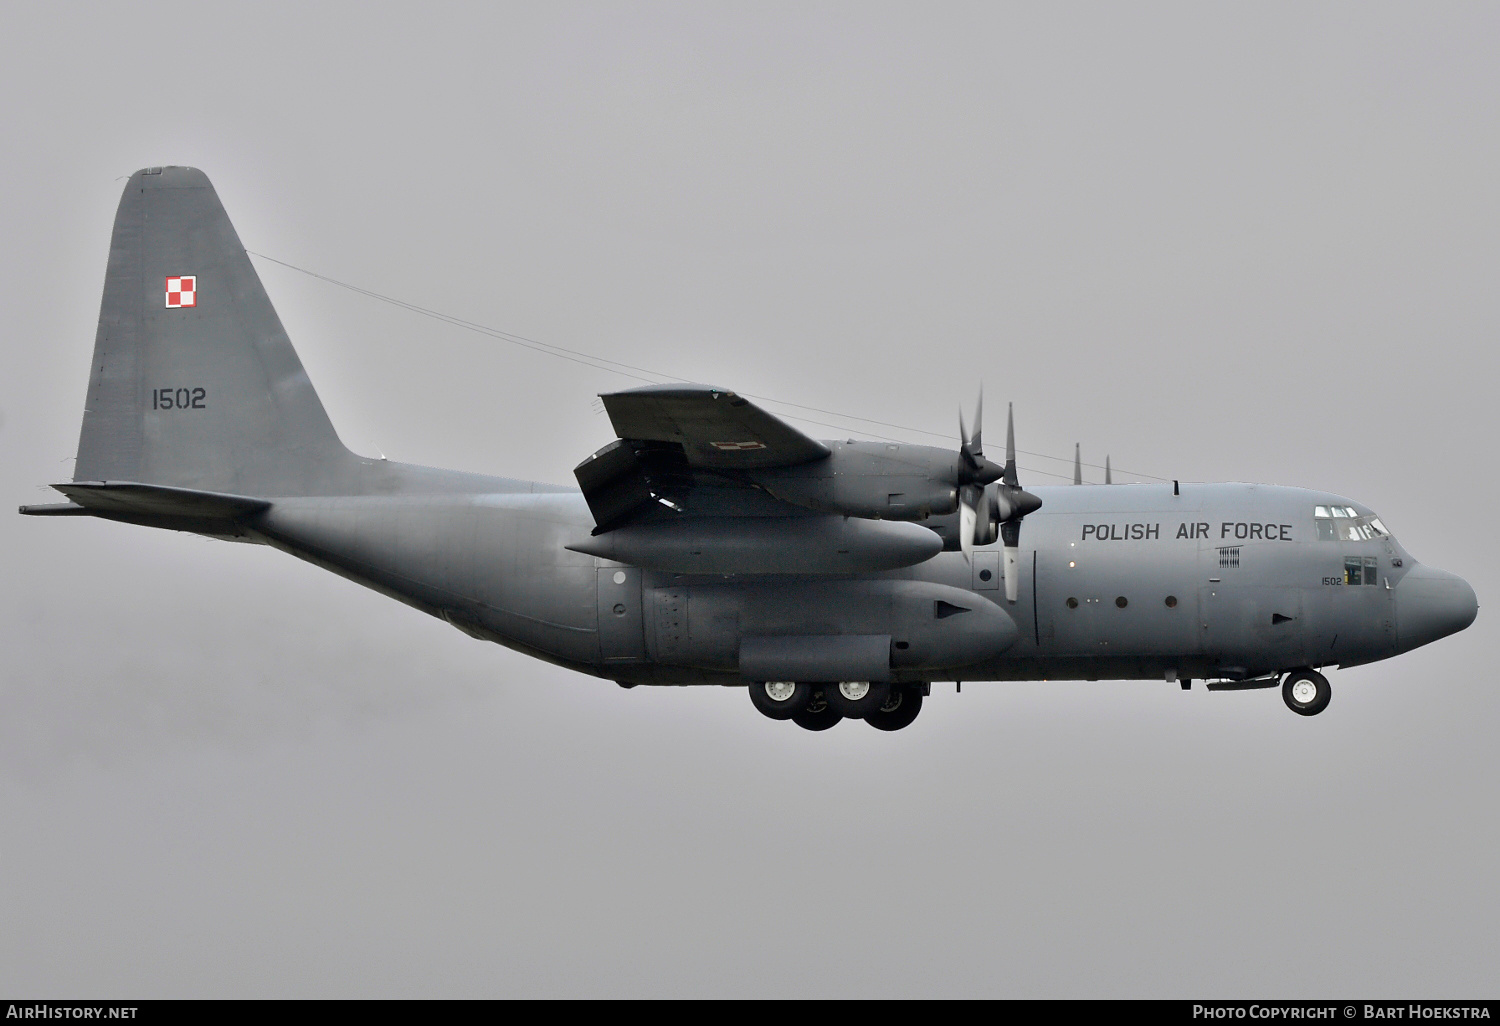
[743,440,962,520]
[871,397,1043,601]
[573,384,1041,586]
[567,515,942,575]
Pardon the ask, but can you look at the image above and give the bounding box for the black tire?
[792,690,844,731]
[747,680,812,721]
[1282,669,1331,716]
[823,680,892,719]
[865,685,924,731]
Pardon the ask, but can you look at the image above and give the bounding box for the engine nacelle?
[925,483,1001,550]
[748,440,961,520]
[567,514,942,574]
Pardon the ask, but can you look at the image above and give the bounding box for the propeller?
[957,396,1043,602]
[957,391,1003,565]
[995,403,1042,602]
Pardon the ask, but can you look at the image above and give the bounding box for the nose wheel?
[1282,669,1331,716]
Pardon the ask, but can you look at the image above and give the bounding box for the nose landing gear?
[1282,669,1331,716]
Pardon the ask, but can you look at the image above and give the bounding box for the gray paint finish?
[29,170,1477,710]
[6,7,1499,1000]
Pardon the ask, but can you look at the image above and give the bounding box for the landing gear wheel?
[865,685,924,731]
[748,680,812,721]
[823,680,892,719]
[1282,669,1331,716]
[792,689,844,731]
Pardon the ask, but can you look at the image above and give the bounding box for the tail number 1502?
[152,387,207,410]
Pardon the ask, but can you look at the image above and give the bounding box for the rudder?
[75,166,352,496]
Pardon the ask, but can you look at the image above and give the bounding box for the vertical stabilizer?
[74,167,351,496]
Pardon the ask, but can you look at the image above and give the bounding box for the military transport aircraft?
[21,167,1479,731]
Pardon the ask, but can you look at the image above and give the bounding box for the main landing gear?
[865,685,923,731]
[1282,668,1332,716]
[747,680,813,720]
[791,690,842,731]
[747,681,926,731]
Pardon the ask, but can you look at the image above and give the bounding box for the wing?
[576,385,829,532]
[600,384,829,470]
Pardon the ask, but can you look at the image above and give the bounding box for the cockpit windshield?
[1314,505,1390,542]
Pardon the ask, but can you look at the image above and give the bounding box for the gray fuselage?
[244,469,1475,687]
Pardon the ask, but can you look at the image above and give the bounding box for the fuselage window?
[1345,555,1379,586]
[1315,506,1390,542]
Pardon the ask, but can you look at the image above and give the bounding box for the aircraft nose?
[1395,564,1478,653]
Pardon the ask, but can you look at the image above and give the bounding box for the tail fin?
[74,166,352,496]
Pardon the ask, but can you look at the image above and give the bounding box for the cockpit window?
[1314,506,1389,542]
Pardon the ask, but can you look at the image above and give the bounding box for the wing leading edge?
[600,385,829,470]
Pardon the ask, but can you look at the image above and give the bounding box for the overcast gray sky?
[3,2,1496,998]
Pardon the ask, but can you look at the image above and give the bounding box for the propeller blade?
[1001,519,1021,603]
[978,482,998,546]
[1003,402,1018,488]
[959,487,977,564]
[1105,455,1112,485]
[1073,443,1082,485]
[957,396,1002,487]
[988,405,1040,603]
[971,388,983,457]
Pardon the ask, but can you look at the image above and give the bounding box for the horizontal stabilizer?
[51,481,271,521]
[18,502,94,516]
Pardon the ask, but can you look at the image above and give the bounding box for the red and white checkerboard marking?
[165,276,197,308]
